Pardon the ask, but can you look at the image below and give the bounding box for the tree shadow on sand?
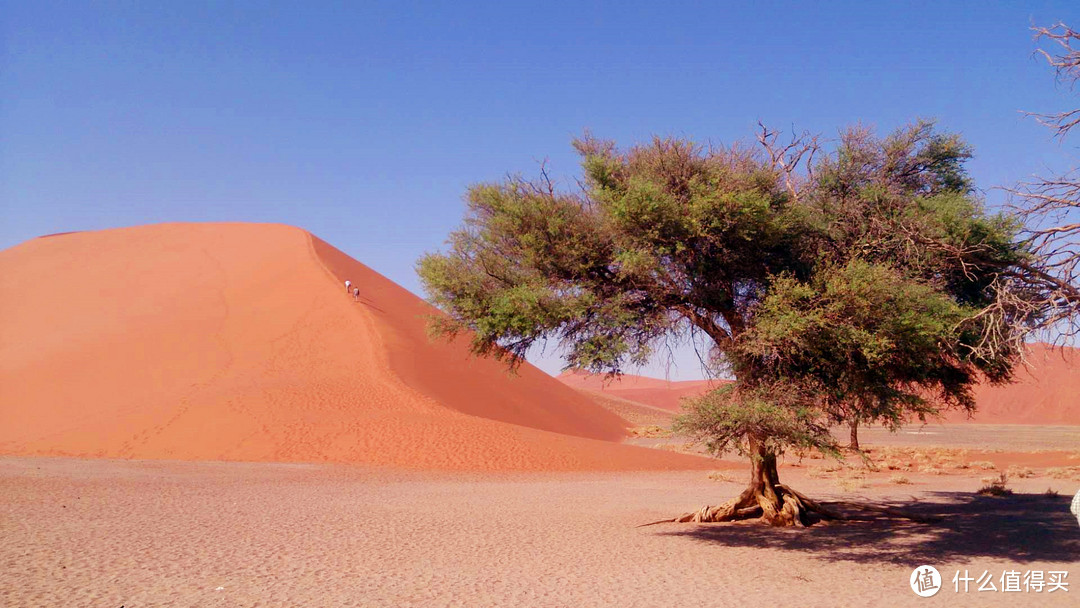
[656,492,1079,566]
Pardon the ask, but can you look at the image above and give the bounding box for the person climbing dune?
[353,286,360,302]
[345,279,351,293]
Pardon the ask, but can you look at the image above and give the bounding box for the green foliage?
[418,122,1033,458]
[740,259,977,430]
[674,383,839,458]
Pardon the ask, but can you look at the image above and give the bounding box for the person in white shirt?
[1071,488,1080,528]
[345,279,351,293]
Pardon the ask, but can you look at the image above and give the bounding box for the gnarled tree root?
[638,483,940,528]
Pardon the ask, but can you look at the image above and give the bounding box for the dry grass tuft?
[1046,466,1080,480]
[836,475,870,491]
[977,473,1013,497]
[1006,465,1036,479]
[889,474,911,485]
[628,425,671,438]
[706,471,734,483]
[880,458,911,471]
[870,447,972,474]
[833,467,869,491]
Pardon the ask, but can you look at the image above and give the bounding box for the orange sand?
[0,223,711,471]
[951,343,1080,425]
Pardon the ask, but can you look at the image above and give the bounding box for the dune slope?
[0,223,710,471]
[953,342,1080,425]
[558,371,722,412]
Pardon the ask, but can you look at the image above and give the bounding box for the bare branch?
[756,121,819,200]
[1002,23,1080,347]
[1029,23,1080,139]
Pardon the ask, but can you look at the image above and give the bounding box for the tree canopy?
[417,122,1037,526]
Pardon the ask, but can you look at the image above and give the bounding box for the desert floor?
[3,450,1078,608]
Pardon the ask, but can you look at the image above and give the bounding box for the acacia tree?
[418,123,1028,527]
[673,124,1026,524]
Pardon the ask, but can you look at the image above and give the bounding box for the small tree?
[418,124,1028,526]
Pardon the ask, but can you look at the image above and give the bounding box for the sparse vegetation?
[871,447,973,473]
[628,425,671,439]
[889,474,911,485]
[836,475,870,492]
[978,473,1013,496]
[1046,466,1080,480]
[1006,465,1036,479]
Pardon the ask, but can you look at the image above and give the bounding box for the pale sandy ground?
[856,424,1080,452]
[627,424,1080,468]
[2,457,1077,607]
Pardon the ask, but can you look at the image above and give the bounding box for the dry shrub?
[970,461,997,471]
[889,474,911,485]
[977,473,1012,496]
[1006,466,1036,479]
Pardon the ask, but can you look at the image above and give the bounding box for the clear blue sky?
[3,1,1078,379]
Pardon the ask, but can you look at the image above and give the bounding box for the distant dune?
[0,223,711,471]
[953,342,1080,425]
[559,346,1080,425]
[557,371,724,412]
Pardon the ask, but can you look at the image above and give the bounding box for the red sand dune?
[949,342,1080,425]
[561,345,1080,425]
[558,370,722,412]
[0,223,711,471]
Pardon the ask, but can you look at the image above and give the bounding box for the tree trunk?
[656,437,812,526]
[639,435,941,528]
[848,418,860,451]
